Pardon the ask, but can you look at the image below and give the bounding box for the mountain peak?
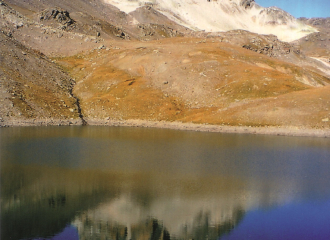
[104,0,316,42]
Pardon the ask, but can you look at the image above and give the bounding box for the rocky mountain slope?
[295,17,330,71]
[105,0,316,42]
[0,30,84,125]
[0,0,330,130]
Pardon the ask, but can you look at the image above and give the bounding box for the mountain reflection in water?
[1,126,330,240]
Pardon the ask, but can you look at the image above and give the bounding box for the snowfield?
[103,0,316,42]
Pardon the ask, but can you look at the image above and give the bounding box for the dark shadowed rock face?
[241,0,255,9]
[39,8,75,30]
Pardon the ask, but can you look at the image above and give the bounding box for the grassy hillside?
[58,37,330,129]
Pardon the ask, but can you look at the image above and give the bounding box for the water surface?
[1,126,330,240]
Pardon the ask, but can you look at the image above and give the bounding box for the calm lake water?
[1,126,330,240]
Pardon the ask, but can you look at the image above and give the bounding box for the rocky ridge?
[105,0,316,42]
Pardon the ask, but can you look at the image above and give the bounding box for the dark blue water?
[1,126,330,240]
[220,198,330,240]
[22,226,79,240]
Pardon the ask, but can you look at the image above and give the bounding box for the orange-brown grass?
[3,68,78,120]
[58,37,330,128]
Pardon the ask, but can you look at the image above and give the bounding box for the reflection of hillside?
[73,208,245,240]
[77,193,247,237]
[1,191,104,240]
[1,159,317,239]
[1,162,248,240]
[1,164,119,240]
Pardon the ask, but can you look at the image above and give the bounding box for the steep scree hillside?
[0,31,83,126]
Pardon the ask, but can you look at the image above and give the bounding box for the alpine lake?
[1,126,330,240]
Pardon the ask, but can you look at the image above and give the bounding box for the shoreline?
[1,118,330,138]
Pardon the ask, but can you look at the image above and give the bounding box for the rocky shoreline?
[0,118,83,127]
[1,118,330,138]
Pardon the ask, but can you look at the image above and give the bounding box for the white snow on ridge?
[105,0,141,13]
[103,0,316,42]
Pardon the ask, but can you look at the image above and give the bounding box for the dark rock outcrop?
[214,30,301,58]
[39,8,75,30]
[241,0,255,9]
